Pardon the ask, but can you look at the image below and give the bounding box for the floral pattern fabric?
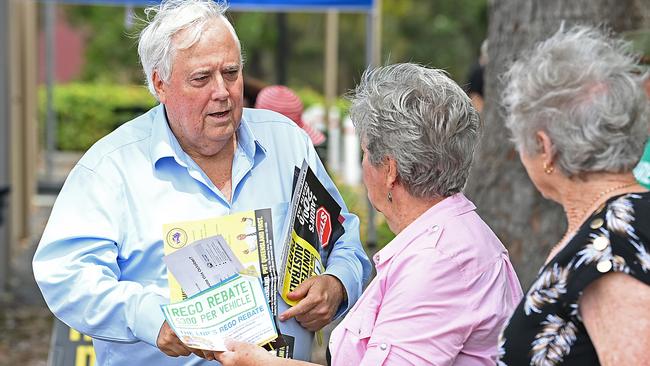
[499,192,650,366]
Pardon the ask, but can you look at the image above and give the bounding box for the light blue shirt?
[33,105,371,366]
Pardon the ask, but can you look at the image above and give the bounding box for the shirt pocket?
[342,309,393,365]
[343,309,376,340]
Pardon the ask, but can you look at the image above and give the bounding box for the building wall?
[38,8,85,84]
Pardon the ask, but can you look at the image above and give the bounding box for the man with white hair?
[32,1,370,365]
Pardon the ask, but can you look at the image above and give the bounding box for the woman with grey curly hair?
[499,26,650,366]
[216,63,522,365]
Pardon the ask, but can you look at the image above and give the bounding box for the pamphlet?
[163,235,244,297]
[161,170,342,360]
[160,274,278,351]
[162,208,287,351]
[163,208,278,309]
[279,160,345,306]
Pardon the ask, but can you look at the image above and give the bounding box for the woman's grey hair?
[503,25,649,177]
[349,63,481,198]
[138,0,242,98]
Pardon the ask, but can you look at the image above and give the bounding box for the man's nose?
[210,76,229,100]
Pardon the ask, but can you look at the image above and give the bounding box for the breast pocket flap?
[343,310,375,339]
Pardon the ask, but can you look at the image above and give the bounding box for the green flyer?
[161,274,278,351]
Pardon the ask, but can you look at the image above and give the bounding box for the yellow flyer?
[280,231,324,306]
[279,161,345,306]
[163,209,278,313]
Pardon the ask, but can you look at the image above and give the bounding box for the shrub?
[39,83,157,151]
[39,84,351,152]
[294,87,351,118]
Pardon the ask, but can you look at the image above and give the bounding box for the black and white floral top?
[499,192,650,365]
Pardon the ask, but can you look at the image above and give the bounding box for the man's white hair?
[138,0,242,99]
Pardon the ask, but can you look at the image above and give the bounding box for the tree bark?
[465,0,650,288]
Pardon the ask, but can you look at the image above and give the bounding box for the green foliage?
[63,4,145,84]
[232,12,279,78]
[335,177,395,251]
[382,0,488,82]
[294,87,351,117]
[624,29,650,57]
[39,83,157,151]
[60,0,487,91]
[294,87,325,109]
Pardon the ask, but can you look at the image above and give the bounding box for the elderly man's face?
[155,18,244,158]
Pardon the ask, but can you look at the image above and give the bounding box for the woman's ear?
[384,156,398,189]
[536,131,554,165]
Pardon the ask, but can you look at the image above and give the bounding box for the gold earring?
[543,162,554,174]
[387,191,393,202]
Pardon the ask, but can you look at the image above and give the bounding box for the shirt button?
[374,254,380,263]
[590,218,604,229]
[380,343,387,350]
[431,225,439,232]
[597,260,612,273]
[592,236,609,251]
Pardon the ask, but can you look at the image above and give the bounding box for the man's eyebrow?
[223,64,240,72]
[190,68,211,76]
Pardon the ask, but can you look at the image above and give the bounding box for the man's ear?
[384,156,398,189]
[536,130,554,165]
[152,71,167,103]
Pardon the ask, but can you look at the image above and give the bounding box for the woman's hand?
[213,340,274,366]
[213,339,316,366]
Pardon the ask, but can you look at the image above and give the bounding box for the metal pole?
[366,0,381,68]
[275,12,288,85]
[365,0,381,251]
[324,10,340,173]
[44,0,57,182]
[0,0,11,295]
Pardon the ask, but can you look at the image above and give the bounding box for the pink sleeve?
[357,247,475,366]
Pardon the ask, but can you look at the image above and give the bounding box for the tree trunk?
[465,0,650,288]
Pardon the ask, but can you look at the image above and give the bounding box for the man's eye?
[194,76,208,81]
[224,70,239,79]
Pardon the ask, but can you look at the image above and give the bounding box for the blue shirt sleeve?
[32,164,166,346]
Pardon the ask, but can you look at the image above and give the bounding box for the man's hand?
[279,274,346,331]
[156,321,203,358]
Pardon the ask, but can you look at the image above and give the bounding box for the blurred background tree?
[63,5,144,84]
[44,0,489,251]
[465,0,650,288]
[60,0,488,91]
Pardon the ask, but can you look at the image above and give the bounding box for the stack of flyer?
[279,160,345,306]
[160,272,277,351]
[161,209,283,351]
[160,160,344,356]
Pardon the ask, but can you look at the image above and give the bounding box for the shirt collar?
[149,104,266,168]
[237,111,267,161]
[149,104,183,166]
[374,192,476,266]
